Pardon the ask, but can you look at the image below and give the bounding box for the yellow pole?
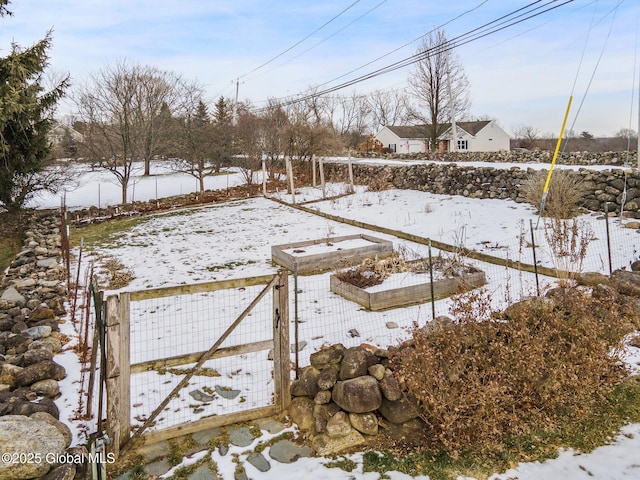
[542,96,573,195]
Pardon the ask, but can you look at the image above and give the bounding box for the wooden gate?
[103,271,290,457]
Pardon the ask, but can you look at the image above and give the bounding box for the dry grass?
[388,288,640,456]
[521,169,586,218]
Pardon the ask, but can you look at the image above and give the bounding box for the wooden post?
[347,154,354,193]
[272,270,290,412]
[262,159,267,196]
[285,157,296,204]
[319,157,326,199]
[311,154,317,187]
[105,294,130,458]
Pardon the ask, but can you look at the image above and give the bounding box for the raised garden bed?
[271,234,394,274]
[330,257,486,311]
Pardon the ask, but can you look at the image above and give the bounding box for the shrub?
[521,169,586,218]
[388,288,638,455]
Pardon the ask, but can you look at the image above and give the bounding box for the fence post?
[311,154,317,188]
[319,157,326,199]
[105,293,130,458]
[347,154,354,193]
[605,203,613,274]
[262,159,267,196]
[428,240,436,320]
[286,157,296,204]
[293,261,299,378]
[272,271,290,412]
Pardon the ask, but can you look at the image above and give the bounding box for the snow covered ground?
[48,158,640,479]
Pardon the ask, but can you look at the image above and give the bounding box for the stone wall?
[0,212,86,479]
[326,162,640,217]
[353,150,639,166]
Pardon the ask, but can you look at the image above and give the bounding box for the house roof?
[383,120,492,139]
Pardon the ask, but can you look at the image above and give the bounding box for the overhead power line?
[238,0,363,80]
[254,0,576,111]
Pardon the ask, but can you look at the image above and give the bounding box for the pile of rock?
[287,344,420,455]
[0,211,83,479]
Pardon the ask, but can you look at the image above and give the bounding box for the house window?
[457,140,468,151]
[388,143,396,152]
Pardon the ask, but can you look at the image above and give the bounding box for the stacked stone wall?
[326,162,640,216]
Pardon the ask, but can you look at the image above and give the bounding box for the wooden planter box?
[330,269,486,311]
[271,234,394,274]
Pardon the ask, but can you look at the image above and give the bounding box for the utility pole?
[233,78,240,126]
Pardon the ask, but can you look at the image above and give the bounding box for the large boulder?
[291,366,321,398]
[378,395,420,424]
[14,360,66,387]
[332,376,381,413]
[288,396,315,431]
[339,347,370,380]
[0,415,66,480]
[611,270,640,297]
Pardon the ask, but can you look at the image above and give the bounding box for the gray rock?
[0,415,66,480]
[234,467,248,480]
[326,411,351,438]
[218,444,229,456]
[36,258,58,268]
[11,399,59,418]
[0,287,26,307]
[332,376,382,413]
[339,347,370,380]
[191,427,221,446]
[385,321,399,329]
[187,464,216,480]
[290,341,307,353]
[246,452,270,472]
[349,412,379,435]
[214,385,240,400]
[268,439,313,464]
[228,426,255,447]
[188,389,215,402]
[30,412,72,448]
[257,419,285,434]
[144,459,171,477]
[611,270,640,297]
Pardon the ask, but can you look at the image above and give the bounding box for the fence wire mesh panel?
[126,276,282,435]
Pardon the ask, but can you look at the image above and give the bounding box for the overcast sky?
[1,0,638,136]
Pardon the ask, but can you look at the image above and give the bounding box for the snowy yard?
[52,160,640,480]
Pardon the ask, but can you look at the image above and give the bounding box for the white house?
[375,120,511,153]
[47,122,83,146]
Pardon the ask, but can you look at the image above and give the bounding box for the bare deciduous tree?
[75,62,188,203]
[408,29,470,151]
[512,124,540,149]
[368,88,411,133]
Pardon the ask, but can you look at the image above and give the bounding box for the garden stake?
[429,240,436,320]
[605,203,613,274]
[294,261,299,378]
[530,219,540,296]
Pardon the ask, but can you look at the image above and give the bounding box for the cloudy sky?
[1,0,638,136]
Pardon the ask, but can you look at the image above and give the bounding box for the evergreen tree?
[0,4,69,211]
[211,96,234,172]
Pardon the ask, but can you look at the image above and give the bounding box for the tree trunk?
[199,175,205,192]
[121,181,128,204]
[144,158,151,176]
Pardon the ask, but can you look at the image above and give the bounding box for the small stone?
[314,390,332,404]
[36,258,58,268]
[326,411,351,438]
[385,321,399,329]
[368,364,385,380]
[246,452,270,472]
[23,325,53,340]
[0,287,26,307]
[214,385,240,400]
[189,389,215,402]
[228,426,255,447]
[290,341,307,353]
[268,439,313,464]
[349,412,379,435]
